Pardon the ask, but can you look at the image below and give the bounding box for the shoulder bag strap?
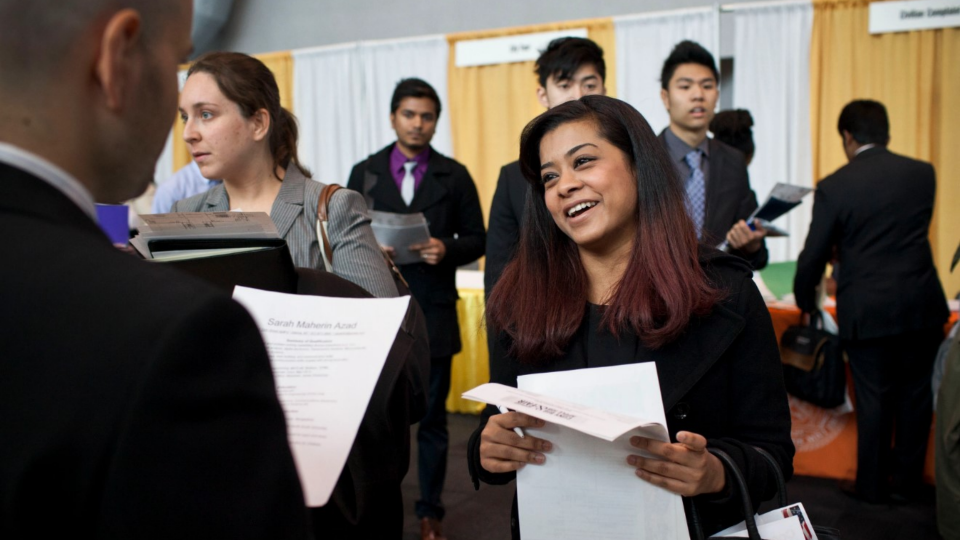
[316,183,342,271]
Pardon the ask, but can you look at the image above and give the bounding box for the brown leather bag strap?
[316,184,342,266]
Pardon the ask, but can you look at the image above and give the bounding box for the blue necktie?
[683,150,706,239]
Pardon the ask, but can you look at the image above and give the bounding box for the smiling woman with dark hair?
[468,95,794,538]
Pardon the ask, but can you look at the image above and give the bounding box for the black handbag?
[779,311,846,408]
[690,448,842,540]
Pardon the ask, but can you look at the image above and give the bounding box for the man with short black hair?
[348,78,485,540]
[795,99,948,503]
[658,40,768,269]
[484,36,607,294]
[0,1,310,538]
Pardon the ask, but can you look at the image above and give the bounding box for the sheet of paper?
[512,364,688,540]
[725,516,805,540]
[232,286,410,507]
[369,210,431,265]
[462,381,666,442]
[137,211,280,239]
[751,183,814,223]
[714,502,818,540]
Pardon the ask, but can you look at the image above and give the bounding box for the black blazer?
[658,130,769,270]
[347,144,486,358]
[468,250,794,537]
[794,147,948,340]
[0,164,310,539]
[295,269,429,539]
[484,160,528,296]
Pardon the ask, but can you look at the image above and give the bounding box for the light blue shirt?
[151,161,222,213]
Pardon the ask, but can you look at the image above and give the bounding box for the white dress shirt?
[0,142,97,223]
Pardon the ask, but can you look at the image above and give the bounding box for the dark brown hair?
[710,109,755,163]
[486,95,720,362]
[535,37,606,88]
[187,51,310,179]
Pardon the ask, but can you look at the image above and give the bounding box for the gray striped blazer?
[172,165,399,298]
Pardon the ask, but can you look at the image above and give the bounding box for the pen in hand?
[497,405,525,439]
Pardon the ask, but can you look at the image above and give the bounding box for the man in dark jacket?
[484,37,608,295]
[795,99,948,503]
[0,1,310,538]
[658,40,769,270]
[347,78,486,540]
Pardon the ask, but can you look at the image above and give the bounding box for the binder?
[157,239,298,294]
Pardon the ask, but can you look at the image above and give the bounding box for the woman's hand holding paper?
[627,431,726,496]
[479,411,553,473]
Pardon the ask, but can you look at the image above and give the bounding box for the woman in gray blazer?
[172,52,397,298]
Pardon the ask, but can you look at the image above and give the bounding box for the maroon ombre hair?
[486,96,720,363]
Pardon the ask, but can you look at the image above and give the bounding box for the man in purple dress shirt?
[347,78,485,540]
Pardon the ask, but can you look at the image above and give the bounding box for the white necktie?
[401,161,416,206]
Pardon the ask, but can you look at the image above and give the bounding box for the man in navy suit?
[795,100,948,503]
[0,1,310,538]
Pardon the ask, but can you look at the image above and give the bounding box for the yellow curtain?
[446,289,489,414]
[171,51,295,171]
[446,19,617,241]
[810,0,960,297]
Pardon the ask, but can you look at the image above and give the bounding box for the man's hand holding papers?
[726,218,767,254]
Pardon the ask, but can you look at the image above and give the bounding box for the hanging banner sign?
[455,28,588,67]
[869,0,960,34]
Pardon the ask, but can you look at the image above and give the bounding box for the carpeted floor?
[399,413,942,540]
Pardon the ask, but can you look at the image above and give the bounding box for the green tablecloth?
[759,261,797,299]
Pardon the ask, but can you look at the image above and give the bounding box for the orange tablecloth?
[769,305,958,483]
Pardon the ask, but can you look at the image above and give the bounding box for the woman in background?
[468,96,793,537]
[173,52,397,298]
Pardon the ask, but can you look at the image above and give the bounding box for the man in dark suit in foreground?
[347,78,485,540]
[795,99,948,503]
[0,1,311,538]
[658,40,769,270]
[484,37,608,295]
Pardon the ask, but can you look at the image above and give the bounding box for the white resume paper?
[233,286,410,507]
[465,364,690,540]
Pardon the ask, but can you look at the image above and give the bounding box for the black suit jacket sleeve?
[346,162,364,194]
[793,187,835,314]
[98,297,310,540]
[484,163,526,295]
[437,166,486,268]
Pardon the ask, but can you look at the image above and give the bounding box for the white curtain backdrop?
[358,36,451,157]
[294,35,450,186]
[614,8,719,135]
[294,44,366,186]
[730,1,813,263]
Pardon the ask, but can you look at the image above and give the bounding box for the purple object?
[95,204,130,246]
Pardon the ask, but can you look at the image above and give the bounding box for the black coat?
[295,269,429,539]
[658,130,769,270]
[347,144,486,358]
[468,251,794,537]
[484,160,527,296]
[0,164,310,539]
[794,146,948,340]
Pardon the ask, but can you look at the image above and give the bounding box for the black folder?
[156,239,298,295]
